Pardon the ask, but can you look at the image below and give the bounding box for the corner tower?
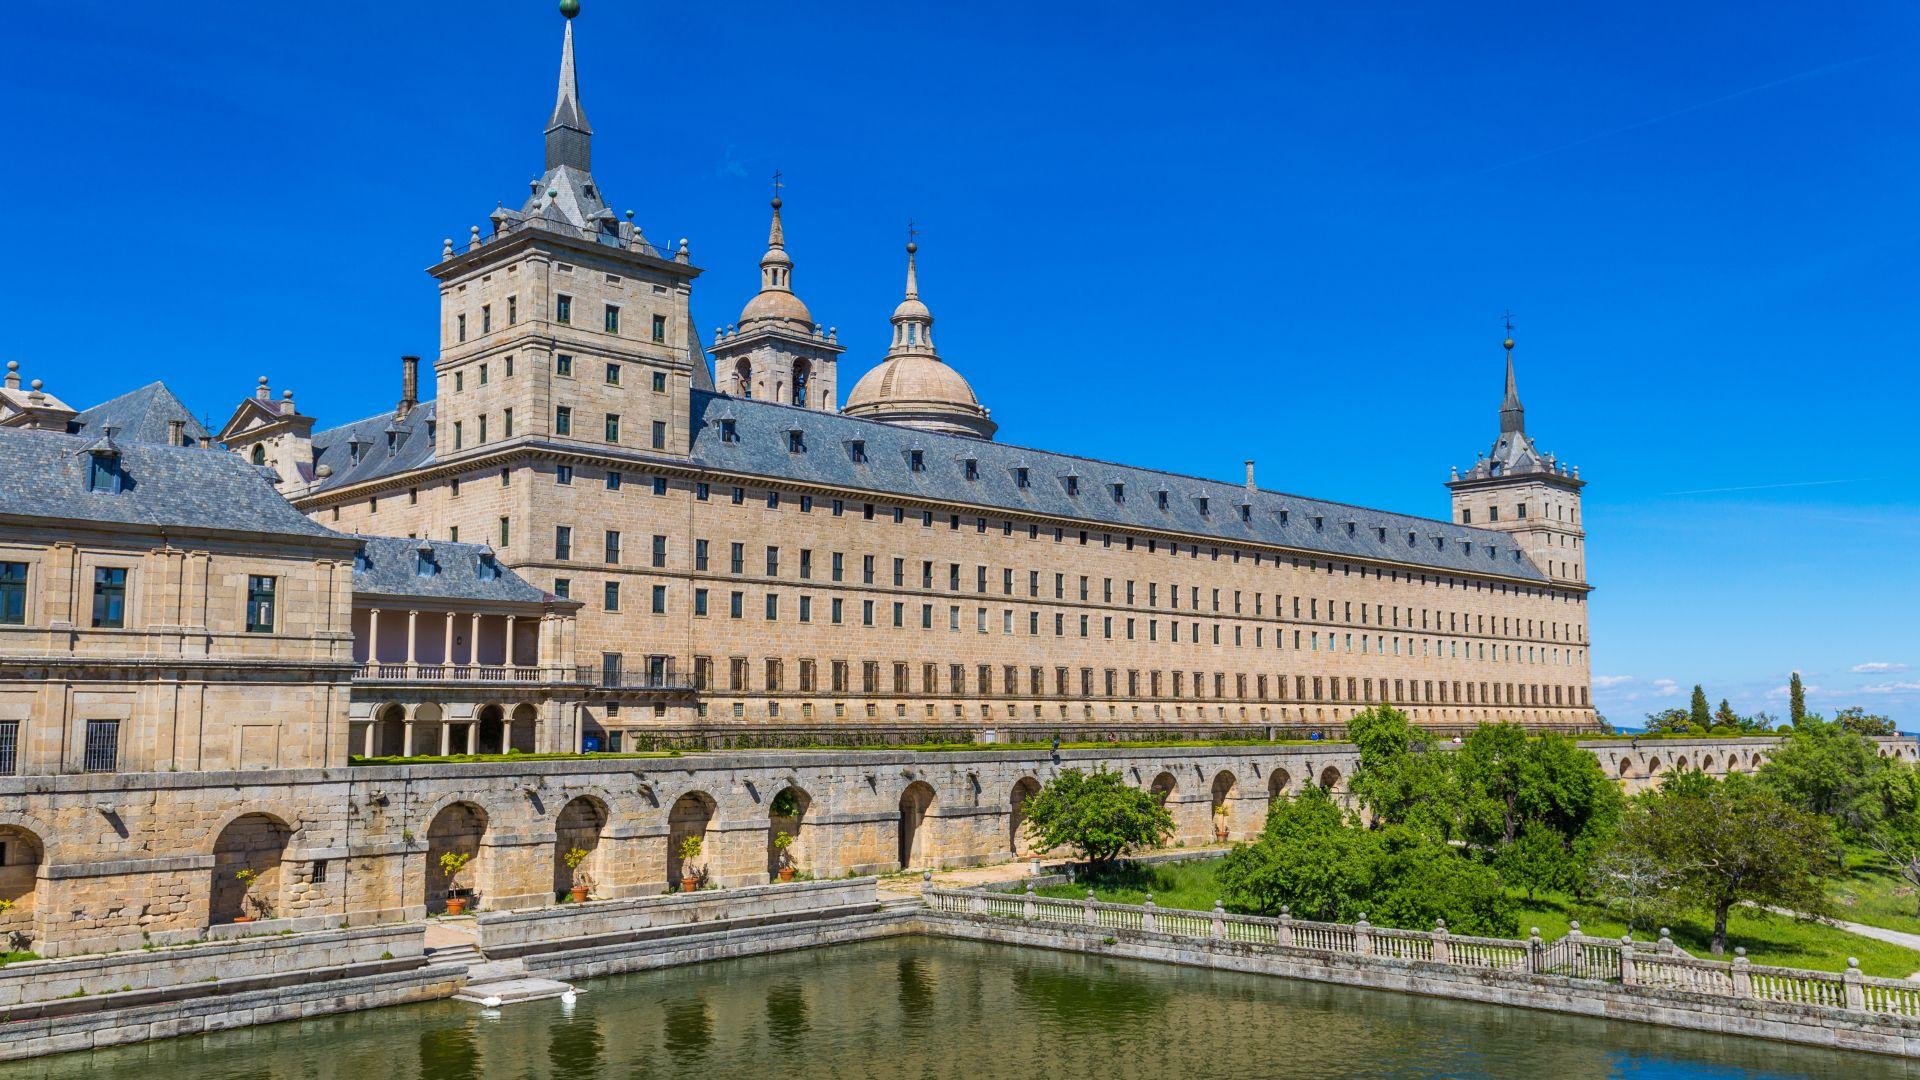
[842,241,996,440]
[426,1,707,466]
[709,191,844,409]
[1447,336,1587,585]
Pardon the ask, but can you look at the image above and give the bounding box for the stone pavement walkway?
[876,844,1235,900]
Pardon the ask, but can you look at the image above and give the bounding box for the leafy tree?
[1346,705,1457,840]
[1759,716,1890,835]
[1599,773,1835,954]
[1689,685,1713,731]
[1643,708,1698,735]
[1789,672,1807,725]
[1217,785,1372,919]
[1711,699,1742,732]
[1020,768,1173,868]
[1454,724,1621,899]
[1835,706,1897,738]
[1866,763,1920,915]
[1365,827,1518,937]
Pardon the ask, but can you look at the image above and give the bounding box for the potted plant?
[772,830,796,883]
[562,846,593,903]
[438,851,474,915]
[677,835,704,893]
[1213,805,1231,842]
[232,867,274,922]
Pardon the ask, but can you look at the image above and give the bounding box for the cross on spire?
[1502,308,1516,336]
[771,169,784,201]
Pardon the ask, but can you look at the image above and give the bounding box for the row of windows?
[453,293,666,343]
[678,654,1587,709]
[0,563,275,634]
[451,355,674,395]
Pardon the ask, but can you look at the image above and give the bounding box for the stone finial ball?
[906,241,918,254]
[771,196,782,210]
[559,0,580,17]
[1503,337,1515,350]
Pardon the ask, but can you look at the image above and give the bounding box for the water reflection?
[5,939,1918,1080]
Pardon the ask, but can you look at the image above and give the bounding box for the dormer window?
[848,440,866,463]
[910,450,925,472]
[353,548,371,572]
[414,546,437,578]
[86,448,122,494]
[1377,527,1388,542]
[1064,475,1079,496]
[477,552,500,581]
[787,430,805,453]
[1156,490,1169,510]
[1111,483,1125,503]
[1195,496,1209,517]
[1014,467,1030,489]
[963,458,979,481]
[251,445,267,466]
[1278,509,1289,525]
[347,439,365,465]
[1240,504,1252,522]
[720,419,739,443]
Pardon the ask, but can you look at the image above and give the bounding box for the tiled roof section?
[308,401,438,493]
[0,427,340,539]
[351,535,552,604]
[71,382,210,446]
[686,391,1550,582]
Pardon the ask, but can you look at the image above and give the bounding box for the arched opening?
[553,796,607,901]
[210,813,292,925]
[668,791,716,890]
[1700,755,1715,772]
[250,444,266,466]
[1617,758,1633,777]
[475,703,506,755]
[1646,756,1663,776]
[733,359,753,399]
[1148,772,1176,807]
[1210,770,1238,840]
[898,782,936,870]
[790,359,810,407]
[768,785,811,881]
[413,702,447,757]
[0,825,44,952]
[510,703,539,754]
[375,703,406,757]
[1267,769,1292,802]
[426,802,487,914]
[1009,777,1041,858]
[1317,766,1342,792]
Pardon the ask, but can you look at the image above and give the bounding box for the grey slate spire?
[544,11,592,173]
[1499,338,1525,435]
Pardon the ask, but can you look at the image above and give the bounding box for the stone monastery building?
[0,6,1592,779]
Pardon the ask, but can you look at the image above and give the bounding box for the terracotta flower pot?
[778,866,796,883]
[1215,828,1229,842]
[232,916,255,924]
[444,897,468,916]
[681,876,700,893]
[569,885,590,903]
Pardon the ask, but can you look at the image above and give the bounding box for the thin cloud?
[1861,682,1920,695]
[1650,678,1680,698]
[1478,51,1896,175]
[1853,662,1911,674]
[1665,478,1868,497]
[1593,675,1635,689]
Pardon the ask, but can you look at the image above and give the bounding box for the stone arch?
[668,791,717,890]
[1700,755,1715,772]
[1008,776,1041,858]
[1317,765,1342,792]
[1210,770,1238,840]
[553,795,607,900]
[210,812,292,925]
[374,702,406,757]
[1267,769,1292,801]
[1148,771,1176,807]
[1646,756,1662,776]
[768,784,812,880]
[790,358,811,407]
[898,781,936,870]
[412,701,448,757]
[0,823,45,950]
[475,703,506,756]
[1617,757,1633,777]
[1750,752,1764,768]
[511,703,539,754]
[425,801,488,913]
[733,359,753,398]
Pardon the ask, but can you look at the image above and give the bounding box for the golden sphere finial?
[1503,337,1515,351]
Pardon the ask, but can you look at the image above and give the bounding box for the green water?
[6,938,1917,1079]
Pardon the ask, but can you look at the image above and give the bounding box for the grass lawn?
[1827,845,1920,937]
[1038,854,1920,979]
[0,951,37,966]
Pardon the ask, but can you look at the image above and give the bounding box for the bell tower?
[1447,335,1587,585]
[708,186,844,410]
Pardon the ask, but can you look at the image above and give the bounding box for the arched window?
[791,360,810,407]
[733,359,752,399]
[250,444,266,465]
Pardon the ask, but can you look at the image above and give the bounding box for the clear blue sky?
[6,1,1917,727]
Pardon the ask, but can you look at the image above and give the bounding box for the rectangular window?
[604,413,620,442]
[606,470,623,491]
[555,406,573,435]
[456,313,466,342]
[695,539,709,571]
[604,581,621,611]
[557,465,574,485]
[651,534,667,568]
[557,353,574,377]
[605,530,623,563]
[91,567,127,628]
[499,516,511,546]
[452,421,463,449]
[554,578,570,599]
[652,476,668,496]
[651,584,667,614]
[555,526,573,560]
[605,305,621,334]
[507,295,517,324]
[0,720,14,776]
[0,562,26,624]
[652,314,667,342]
[82,719,120,774]
[694,588,709,616]
[729,591,743,619]
[556,294,572,324]
[503,408,514,437]
[245,575,276,633]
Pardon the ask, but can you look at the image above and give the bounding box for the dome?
[892,297,931,322]
[843,355,996,440]
[740,287,812,328]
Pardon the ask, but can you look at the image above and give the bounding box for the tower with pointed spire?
[1447,335,1587,585]
[425,0,710,467]
[842,240,996,440]
[708,187,844,410]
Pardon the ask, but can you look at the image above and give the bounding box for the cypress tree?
[1689,685,1713,731]
[1789,672,1807,725]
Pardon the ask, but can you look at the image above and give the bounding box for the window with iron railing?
[82,719,120,773]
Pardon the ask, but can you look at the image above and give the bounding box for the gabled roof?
[72,382,209,446]
[0,427,341,540]
[687,391,1550,582]
[307,402,437,493]
[351,534,559,605]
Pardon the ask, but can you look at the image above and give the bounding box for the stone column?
[405,610,418,670]
[361,721,375,757]
[1843,958,1864,1010]
[505,616,518,667]
[442,613,454,670]
[366,608,380,665]
[440,722,452,756]
[403,719,416,757]
[471,613,483,665]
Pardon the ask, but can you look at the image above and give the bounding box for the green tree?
[1367,828,1518,937]
[1758,716,1890,835]
[1789,672,1807,725]
[1689,685,1713,731]
[1020,768,1173,868]
[1643,708,1697,735]
[1712,699,1742,732]
[1597,773,1834,954]
[1835,706,1897,737]
[1866,762,1920,915]
[1217,785,1373,919]
[1346,705,1457,840]
[1454,724,1620,899]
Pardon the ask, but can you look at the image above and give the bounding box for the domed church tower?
[842,241,996,440]
[708,191,844,410]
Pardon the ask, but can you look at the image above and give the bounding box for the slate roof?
[71,382,210,447]
[307,402,438,493]
[687,392,1551,582]
[0,427,341,540]
[351,535,554,604]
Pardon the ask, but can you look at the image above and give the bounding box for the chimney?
[167,418,186,446]
[198,435,213,449]
[399,355,420,416]
[1244,460,1256,491]
[255,376,270,400]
